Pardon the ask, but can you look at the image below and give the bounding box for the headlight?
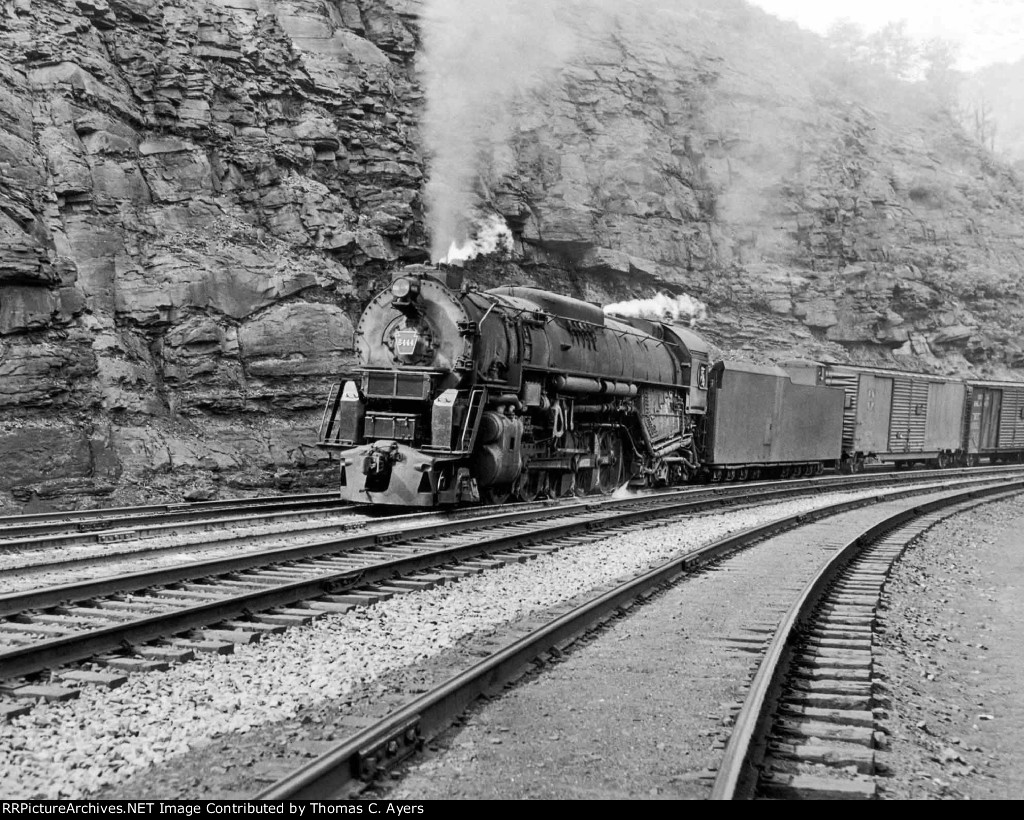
[391,277,416,298]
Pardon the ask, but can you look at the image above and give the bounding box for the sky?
[748,0,1024,70]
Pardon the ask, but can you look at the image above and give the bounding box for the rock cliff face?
[2,0,1024,510]
[0,0,425,509]
[482,3,1024,370]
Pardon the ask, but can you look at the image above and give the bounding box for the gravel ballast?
[0,510,445,594]
[0,481,1010,798]
[874,494,1024,799]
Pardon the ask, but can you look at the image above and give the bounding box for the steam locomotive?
[318,266,848,505]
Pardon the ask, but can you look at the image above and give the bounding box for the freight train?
[317,265,1024,506]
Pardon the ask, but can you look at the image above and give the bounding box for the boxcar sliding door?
[969,388,1002,450]
[855,374,893,454]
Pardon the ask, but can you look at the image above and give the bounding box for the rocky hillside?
[2,0,1024,511]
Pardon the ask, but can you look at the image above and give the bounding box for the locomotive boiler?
[318,265,712,505]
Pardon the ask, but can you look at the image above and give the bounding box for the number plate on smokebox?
[394,329,419,357]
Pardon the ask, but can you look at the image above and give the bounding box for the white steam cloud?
[442,214,513,264]
[418,0,580,261]
[605,292,709,326]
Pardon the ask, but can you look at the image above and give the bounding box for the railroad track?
[4,465,1018,587]
[0,469,1016,700]
[4,465,1016,555]
[2,470,1015,798]
[0,492,354,552]
[247,474,1024,799]
[1,466,1009,674]
[0,507,413,592]
[711,489,1018,800]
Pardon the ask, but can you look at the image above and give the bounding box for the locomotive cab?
[662,325,710,415]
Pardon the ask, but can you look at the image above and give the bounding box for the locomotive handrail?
[318,383,342,444]
[457,388,487,453]
[477,300,497,327]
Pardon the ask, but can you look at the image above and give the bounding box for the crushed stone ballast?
[0,472,1011,688]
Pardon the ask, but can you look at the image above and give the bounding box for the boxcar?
[820,363,965,471]
[964,380,1024,464]
[703,361,844,479]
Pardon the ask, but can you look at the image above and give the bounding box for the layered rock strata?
[2,0,1024,510]
[0,0,423,508]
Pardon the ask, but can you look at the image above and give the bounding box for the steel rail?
[1,465,1016,541]
[2,465,1015,554]
[256,476,1024,799]
[0,491,342,528]
[1,474,1019,681]
[0,468,1006,617]
[0,497,353,548]
[709,484,1024,799]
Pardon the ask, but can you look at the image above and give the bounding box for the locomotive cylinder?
[475,412,524,487]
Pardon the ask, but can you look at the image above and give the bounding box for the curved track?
[711,489,1014,800]
[253,475,1024,798]
[1,469,1009,689]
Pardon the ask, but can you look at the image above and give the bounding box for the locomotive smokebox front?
[356,267,474,391]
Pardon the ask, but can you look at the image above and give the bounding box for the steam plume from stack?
[418,0,578,261]
[605,292,709,326]
[442,214,513,264]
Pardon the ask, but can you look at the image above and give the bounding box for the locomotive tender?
[318,266,844,505]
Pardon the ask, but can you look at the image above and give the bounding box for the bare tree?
[962,93,999,152]
[921,37,961,110]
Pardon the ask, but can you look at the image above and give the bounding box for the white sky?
[748,0,1024,70]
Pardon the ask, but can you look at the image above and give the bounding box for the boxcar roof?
[965,378,1024,388]
[823,361,962,383]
